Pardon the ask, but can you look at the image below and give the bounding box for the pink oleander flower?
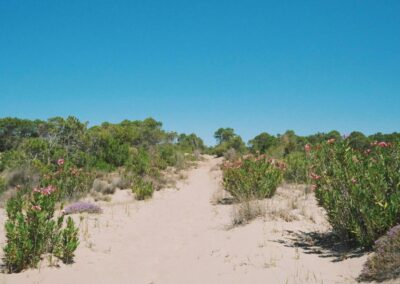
[41,185,55,196]
[57,158,65,166]
[304,144,311,152]
[327,138,335,144]
[310,173,321,180]
[31,205,41,211]
[377,141,389,148]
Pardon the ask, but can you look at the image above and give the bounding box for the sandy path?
[0,156,370,284]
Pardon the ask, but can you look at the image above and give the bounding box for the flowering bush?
[41,159,94,200]
[64,201,103,215]
[222,157,283,200]
[3,185,79,272]
[308,140,400,247]
[359,224,400,282]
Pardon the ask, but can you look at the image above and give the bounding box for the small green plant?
[3,185,80,273]
[132,179,154,200]
[308,140,400,247]
[54,217,79,264]
[222,157,283,200]
[0,176,6,195]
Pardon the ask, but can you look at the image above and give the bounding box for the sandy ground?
[0,156,376,284]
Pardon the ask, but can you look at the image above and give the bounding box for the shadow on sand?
[274,230,368,262]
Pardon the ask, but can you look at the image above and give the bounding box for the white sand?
[0,156,374,283]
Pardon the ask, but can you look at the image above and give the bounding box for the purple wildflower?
[64,201,103,215]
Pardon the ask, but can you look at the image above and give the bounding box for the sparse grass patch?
[231,199,265,226]
[359,224,400,282]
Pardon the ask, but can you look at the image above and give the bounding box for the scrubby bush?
[3,185,79,273]
[309,140,400,247]
[359,224,400,282]
[41,159,94,200]
[222,157,283,200]
[132,179,154,200]
[284,151,309,183]
[0,176,6,195]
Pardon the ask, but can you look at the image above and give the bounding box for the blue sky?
[0,1,399,145]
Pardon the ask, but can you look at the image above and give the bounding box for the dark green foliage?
[248,132,277,154]
[309,140,400,247]
[347,131,369,150]
[222,158,283,200]
[212,128,246,157]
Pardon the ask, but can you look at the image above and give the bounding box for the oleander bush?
[40,159,94,200]
[359,224,400,282]
[3,185,79,273]
[308,139,400,247]
[222,157,284,200]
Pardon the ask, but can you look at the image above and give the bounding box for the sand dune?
[0,156,374,283]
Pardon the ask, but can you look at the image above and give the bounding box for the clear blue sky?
[1,1,399,145]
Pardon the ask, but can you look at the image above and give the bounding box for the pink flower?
[304,144,311,152]
[41,185,55,196]
[351,177,357,184]
[327,138,335,144]
[33,187,41,193]
[364,149,371,155]
[57,158,65,166]
[31,205,41,211]
[377,141,389,148]
[310,173,321,180]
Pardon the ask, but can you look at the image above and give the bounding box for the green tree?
[248,132,277,154]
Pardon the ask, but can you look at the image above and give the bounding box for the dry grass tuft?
[231,200,266,226]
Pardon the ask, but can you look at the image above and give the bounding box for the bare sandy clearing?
[0,156,377,283]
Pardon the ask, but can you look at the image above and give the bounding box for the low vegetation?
[3,185,79,272]
[0,116,205,273]
[222,157,284,200]
[308,139,400,248]
[1,117,400,279]
[359,224,400,282]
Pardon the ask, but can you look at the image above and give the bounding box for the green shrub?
[3,185,79,272]
[132,179,154,200]
[40,159,94,200]
[54,217,79,264]
[222,158,283,200]
[284,151,309,183]
[126,148,151,176]
[309,140,400,247]
[0,176,6,195]
[359,224,400,282]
